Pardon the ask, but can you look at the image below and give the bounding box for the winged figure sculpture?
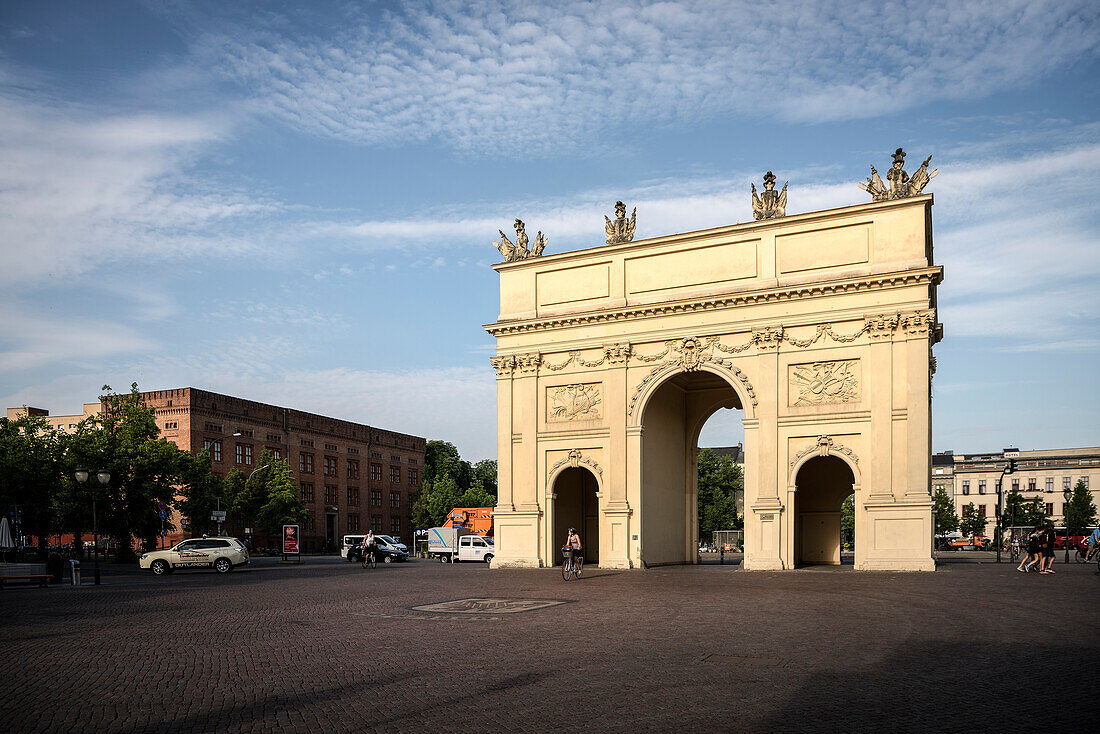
[605,200,637,244]
[493,218,547,262]
[751,172,787,220]
[859,148,938,201]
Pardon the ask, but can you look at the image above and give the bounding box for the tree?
[932,485,958,535]
[253,455,309,533]
[0,413,66,558]
[696,448,743,539]
[1001,489,1045,529]
[412,441,496,529]
[177,450,225,537]
[1063,479,1097,536]
[840,494,855,547]
[958,503,987,539]
[472,459,498,499]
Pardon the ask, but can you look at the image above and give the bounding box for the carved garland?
[548,448,603,479]
[788,435,860,474]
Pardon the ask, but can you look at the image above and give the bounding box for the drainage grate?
[408,597,570,614]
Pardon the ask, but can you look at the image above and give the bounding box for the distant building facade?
[9,388,426,551]
[932,447,1100,536]
[6,403,101,432]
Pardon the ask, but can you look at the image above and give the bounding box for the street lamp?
[202,432,240,537]
[1063,485,1073,564]
[995,459,1016,564]
[75,466,110,585]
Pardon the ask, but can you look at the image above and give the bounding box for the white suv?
[139,537,249,575]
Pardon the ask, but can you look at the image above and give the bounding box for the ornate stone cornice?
[865,313,900,341]
[899,309,936,337]
[484,267,942,336]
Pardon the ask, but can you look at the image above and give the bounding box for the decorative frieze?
[547,384,602,422]
[789,360,861,406]
[515,352,542,374]
[490,356,516,377]
[752,327,784,352]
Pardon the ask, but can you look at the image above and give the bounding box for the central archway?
[551,467,600,566]
[638,366,748,566]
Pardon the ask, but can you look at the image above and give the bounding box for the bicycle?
[561,548,582,580]
[1077,544,1097,564]
[361,549,376,569]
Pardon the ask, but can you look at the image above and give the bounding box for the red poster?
[282,525,300,555]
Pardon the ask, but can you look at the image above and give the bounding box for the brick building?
[137,388,425,551]
[10,389,426,551]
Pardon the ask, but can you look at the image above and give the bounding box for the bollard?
[69,559,81,586]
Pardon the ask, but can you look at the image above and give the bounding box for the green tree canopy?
[1063,479,1097,535]
[958,503,987,538]
[932,485,959,534]
[177,449,225,537]
[697,448,743,539]
[411,441,497,529]
[1001,489,1046,528]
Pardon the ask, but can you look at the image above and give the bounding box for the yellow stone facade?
[486,195,942,571]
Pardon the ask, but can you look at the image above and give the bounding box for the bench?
[0,562,52,589]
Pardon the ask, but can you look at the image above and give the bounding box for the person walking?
[1039,522,1057,574]
[1017,530,1040,573]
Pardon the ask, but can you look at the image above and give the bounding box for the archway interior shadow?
[793,455,854,568]
[552,467,600,566]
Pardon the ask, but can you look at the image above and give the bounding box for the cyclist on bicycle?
[565,528,583,573]
[361,530,376,567]
[1087,526,1100,560]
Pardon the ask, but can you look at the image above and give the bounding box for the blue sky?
[1,0,1098,461]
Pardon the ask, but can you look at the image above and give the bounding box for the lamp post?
[203,432,241,537]
[75,467,110,585]
[994,459,1015,564]
[1063,486,1073,564]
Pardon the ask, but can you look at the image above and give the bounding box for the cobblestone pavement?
[1,556,1095,733]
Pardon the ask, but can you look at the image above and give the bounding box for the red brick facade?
[141,387,425,551]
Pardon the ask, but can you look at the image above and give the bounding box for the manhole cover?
[409,597,569,614]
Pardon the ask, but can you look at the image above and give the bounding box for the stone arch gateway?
[486,194,941,571]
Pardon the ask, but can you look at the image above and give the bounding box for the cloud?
[0,90,277,287]
[0,306,155,373]
[197,0,1100,153]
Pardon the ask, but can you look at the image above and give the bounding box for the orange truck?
[443,507,494,537]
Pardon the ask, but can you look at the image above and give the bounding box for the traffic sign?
[211,510,227,521]
[158,510,167,519]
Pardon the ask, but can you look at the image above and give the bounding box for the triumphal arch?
[486,156,942,571]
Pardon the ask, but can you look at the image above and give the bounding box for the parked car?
[342,534,408,563]
[139,537,249,575]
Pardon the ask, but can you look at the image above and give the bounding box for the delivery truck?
[428,526,495,564]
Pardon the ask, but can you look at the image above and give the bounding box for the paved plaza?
[1,556,1095,732]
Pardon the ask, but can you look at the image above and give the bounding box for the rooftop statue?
[751,172,788,220]
[859,147,938,202]
[604,200,637,244]
[495,218,548,262]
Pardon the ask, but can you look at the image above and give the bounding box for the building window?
[390,517,401,536]
[370,490,381,507]
[347,488,360,506]
[408,468,418,485]
[300,453,314,474]
[325,443,338,451]
[390,466,400,484]
[978,480,986,495]
[978,505,987,518]
[1082,476,1090,489]
[348,460,359,480]
[324,485,338,504]
[390,491,400,510]
[1028,478,1036,491]
[348,514,360,532]
[1011,478,1019,491]
[370,463,382,481]
[1045,503,1054,516]
[962,481,969,495]
[300,483,314,502]
[1045,478,1054,492]
[372,515,382,532]
[1063,476,1071,490]
[204,439,223,463]
[272,448,281,461]
[324,456,338,477]
[236,444,253,466]
[306,515,315,532]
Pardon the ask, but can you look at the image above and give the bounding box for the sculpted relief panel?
[789,360,861,407]
[547,383,602,422]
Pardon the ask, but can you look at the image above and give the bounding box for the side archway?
[548,461,601,567]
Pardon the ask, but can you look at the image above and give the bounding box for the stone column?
[603,343,633,568]
[745,328,783,570]
[902,311,936,499]
[490,356,516,510]
[865,314,899,502]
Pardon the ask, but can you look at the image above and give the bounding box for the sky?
[1,0,1098,461]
